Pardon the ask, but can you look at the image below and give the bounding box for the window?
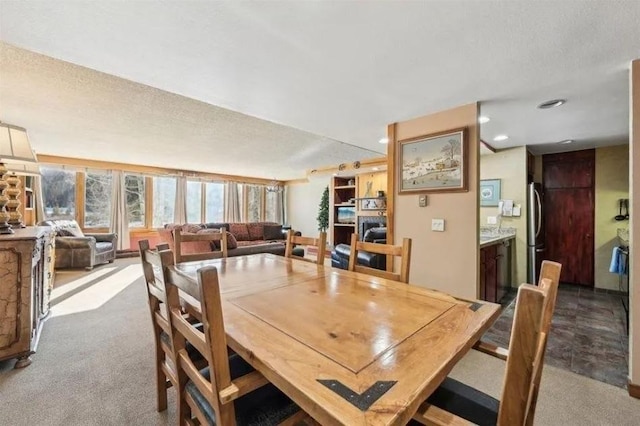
[153,177,176,227]
[84,172,112,228]
[186,180,202,223]
[205,182,224,223]
[42,167,76,220]
[265,191,282,223]
[125,174,146,228]
[246,185,262,222]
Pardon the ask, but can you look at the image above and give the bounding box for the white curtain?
[110,170,130,250]
[33,175,45,224]
[224,182,241,222]
[174,175,187,224]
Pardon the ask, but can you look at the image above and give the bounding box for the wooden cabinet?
[331,176,356,245]
[0,227,55,368]
[480,239,511,303]
[330,171,389,246]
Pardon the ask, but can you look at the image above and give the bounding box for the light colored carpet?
[1,258,638,425]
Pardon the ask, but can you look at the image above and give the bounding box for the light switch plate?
[431,218,445,232]
[487,216,497,225]
[513,205,521,217]
[419,195,428,207]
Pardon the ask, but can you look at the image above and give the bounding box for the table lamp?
[0,122,38,234]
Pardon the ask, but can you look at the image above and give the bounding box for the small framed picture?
[480,179,501,207]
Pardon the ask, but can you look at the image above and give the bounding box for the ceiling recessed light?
[333,173,338,176]
[478,116,490,124]
[372,167,379,171]
[379,137,389,144]
[558,139,573,144]
[537,99,566,109]
[493,135,509,142]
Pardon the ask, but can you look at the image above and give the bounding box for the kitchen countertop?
[479,226,517,248]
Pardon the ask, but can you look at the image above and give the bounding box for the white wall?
[286,175,331,236]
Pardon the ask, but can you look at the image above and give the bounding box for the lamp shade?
[4,161,40,176]
[0,123,37,163]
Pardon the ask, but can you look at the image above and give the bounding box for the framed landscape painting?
[397,127,468,194]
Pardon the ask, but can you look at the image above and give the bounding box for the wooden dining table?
[168,253,500,426]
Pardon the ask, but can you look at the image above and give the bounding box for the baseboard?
[628,380,640,399]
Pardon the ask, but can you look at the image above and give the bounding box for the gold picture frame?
[397,127,468,194]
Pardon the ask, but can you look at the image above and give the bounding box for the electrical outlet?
[487,216,497,225]
[431,218,445,232]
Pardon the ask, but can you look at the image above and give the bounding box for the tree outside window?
[125,174,146,228]
[246,185,262,222]
[84,172,112,227]
[42,167,76,220]
[153,177,176,227]
[205,182,224,223]
[187,180,202,223]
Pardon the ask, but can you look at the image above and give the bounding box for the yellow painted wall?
[480,147,528,286]
[594,145,629,290]
[390,103,479,299]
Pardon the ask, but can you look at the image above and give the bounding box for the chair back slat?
[348,233,412,283]
[285,230,327,265]
[497,284,546,426]
[160,249,237,424]
[524,260,562,425]
[174,228,228,263]
[138,240,176,412]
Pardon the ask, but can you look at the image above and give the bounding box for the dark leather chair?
[331,227,387,270]
[39,219,117,269]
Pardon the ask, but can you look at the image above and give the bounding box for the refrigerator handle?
[535,188,542,238]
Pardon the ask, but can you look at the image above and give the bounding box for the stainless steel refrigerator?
[527,183,545,284]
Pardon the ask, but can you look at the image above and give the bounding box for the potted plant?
[317,185,329,232]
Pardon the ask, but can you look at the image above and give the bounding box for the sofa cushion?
[196,228,222,250]
[263,224,283,241]
[181,224,204,233]
[229,223,250,241]
[226,232,238,249]
[203,222,230,232]
[246,223,264,240]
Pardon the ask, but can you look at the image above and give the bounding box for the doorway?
[543,149,595,286]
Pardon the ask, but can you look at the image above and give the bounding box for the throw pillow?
[247,223,264,240]
[197,228,222,250]
[226,232,238,250]
[229,223,250,241]
[263,224,283,241]
[181,224,204,233]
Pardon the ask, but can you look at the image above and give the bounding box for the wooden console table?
[0,227,55,368]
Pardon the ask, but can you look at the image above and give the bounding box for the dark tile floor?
[482,284,629,388]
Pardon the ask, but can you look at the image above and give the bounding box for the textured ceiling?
[1,1,639,176]
[0,44,376,180]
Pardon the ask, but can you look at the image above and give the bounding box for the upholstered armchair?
[39,219,118,269]
[331,227,387,270]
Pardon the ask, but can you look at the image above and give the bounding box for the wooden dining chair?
[284,230,327,265]
[413,282,550,426]
[138,240,183,412]
[174,227,228,263]
[159,256,301,425]
[347,233,412,283]
[474,260,562,361]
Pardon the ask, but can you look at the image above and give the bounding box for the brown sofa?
[38,219,118,269]
[158,222,299,257]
